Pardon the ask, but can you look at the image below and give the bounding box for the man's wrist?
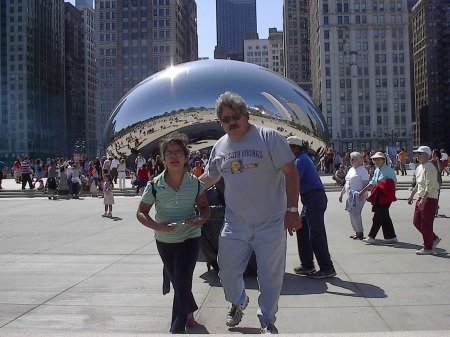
[286,207,299,212]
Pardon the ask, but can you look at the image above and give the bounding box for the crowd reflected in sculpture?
[105,59,328,165]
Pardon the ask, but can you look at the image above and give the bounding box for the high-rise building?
[0,0,66,164]
[64,3,86,158]
[283,0,311,94]
[411,0,450,151]
[244,28,284,76]
[95,0,198,155]
[74,0,96,158]
[215,0,258,61]
[310,0,413,154]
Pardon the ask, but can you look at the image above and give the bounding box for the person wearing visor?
[408,146,441,255]
[200,91,301,334]
[287,136,336,279]
[359,152,398,244]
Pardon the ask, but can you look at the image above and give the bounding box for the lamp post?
[336,132,341,154]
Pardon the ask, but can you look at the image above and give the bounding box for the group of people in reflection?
[2,92,445,334]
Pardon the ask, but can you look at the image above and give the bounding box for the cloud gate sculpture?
[104,59,328,165]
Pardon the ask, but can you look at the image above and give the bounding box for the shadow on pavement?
[186,322,210,334]
[229,327,261,334]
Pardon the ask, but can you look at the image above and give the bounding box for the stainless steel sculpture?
[105,59,328,163]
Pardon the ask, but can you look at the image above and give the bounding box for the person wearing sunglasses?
[199,91,301,334]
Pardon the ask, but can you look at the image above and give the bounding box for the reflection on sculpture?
[105,59,328,164]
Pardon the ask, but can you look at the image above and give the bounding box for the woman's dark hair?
[159,132,190,170]
[433,149,441,159]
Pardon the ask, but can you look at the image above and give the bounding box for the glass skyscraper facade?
[0,0,66,164]
[215,0,257,61]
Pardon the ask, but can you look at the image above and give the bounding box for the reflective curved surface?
[105,59,328,162]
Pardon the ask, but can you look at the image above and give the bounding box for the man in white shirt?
[408,146,441,255]
[135,153,146,174]
[110,156,120,183]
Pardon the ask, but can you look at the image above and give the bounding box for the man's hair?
[215,91,249,121]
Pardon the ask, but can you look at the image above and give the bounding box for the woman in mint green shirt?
[136,132,210,333]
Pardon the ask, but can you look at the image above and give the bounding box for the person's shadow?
[199,270,387,298]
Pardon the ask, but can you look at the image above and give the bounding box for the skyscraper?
[0,0,66,163]
[283,0,311,94]
[215,0,258,61]
[310,0,413,154]
[411,0,450,150]
[95,0,198,154]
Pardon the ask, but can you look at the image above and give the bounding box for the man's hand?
[285,211,301,236]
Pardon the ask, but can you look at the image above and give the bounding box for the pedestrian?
[199,92,301,334]
[110,156,120,183]
[34,159,44,182]
[102,157,111,175]
[408,146,441,254]
[136,132,210,333]
[13,157,21,183]
[287,136,337,279]
[47,160,58,200]
[117,158,127,190]
[359,152,398,244]
[135,153,146,174]
[430,149,443,217]
[0,159,4,189]
[191,160,203,177]
[136,163,151,195]
[339,152,370,240]
[399,147,408,176]
[21,156,34,190]
[71,162,82,199]
[102,174,114,218]
[440,149,448,175]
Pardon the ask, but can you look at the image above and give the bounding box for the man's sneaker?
[293,266,316,275]
[260,322,278,334]
[226,296,249,327]
[186,312,196,328]
[416,248,433,255]
[363,237,375,244]
[433,236,441,249]
[383,237,398,244]
[310,268,337,279]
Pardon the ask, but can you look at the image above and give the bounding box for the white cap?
[286,136,303,147]
[413,146,432,158]
[370,151,386,159]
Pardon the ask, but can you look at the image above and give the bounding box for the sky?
[67,0,284,59]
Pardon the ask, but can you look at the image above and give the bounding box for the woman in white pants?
[118,158,127,191]
[339,152,370,240]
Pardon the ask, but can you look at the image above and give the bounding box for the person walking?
[0,159,4,189]
[339,152,370,240]
[199,92,301,334]
[430,149,443,217]
[136,132,210,333]
[102,174,114,218]
[47,161,58,200]
[110,156,120,184]
[359,152,398,244]
[408,146,441,255]
[287,136,336,279]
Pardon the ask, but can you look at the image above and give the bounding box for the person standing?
[110,156,120,184]
[339,152,370,240]
[359,152,398,244]
[199,92,301,334]
[13,157,22,184]
[117,158,128,191]
[21,156,34,190]
[408,146,441,255]
[0,159,4,189]
[136,132,210,333]
[287,136,336,279]
[47,161,58,200]
[102,174,114,218]
[399,148,408,176]
[135,153,146,174]
[430,149,443,217]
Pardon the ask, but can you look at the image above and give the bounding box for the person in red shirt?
[191,161,203,178]
[137,163,151,195]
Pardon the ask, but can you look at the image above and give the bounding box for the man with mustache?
[200,91,301,334]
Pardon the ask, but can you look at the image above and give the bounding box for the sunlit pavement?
[0,175,449,336]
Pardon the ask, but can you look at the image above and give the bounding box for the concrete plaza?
[0,176,449,336]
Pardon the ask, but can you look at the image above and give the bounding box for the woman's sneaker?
[226,296,249,327]
[102,212,107,217]
[186,313,196,328]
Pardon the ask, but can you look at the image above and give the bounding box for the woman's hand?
[184,215,207,227]
[339,195,343,203]
[157,221,177,232]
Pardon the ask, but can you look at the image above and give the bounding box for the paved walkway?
[0,175,449,336]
